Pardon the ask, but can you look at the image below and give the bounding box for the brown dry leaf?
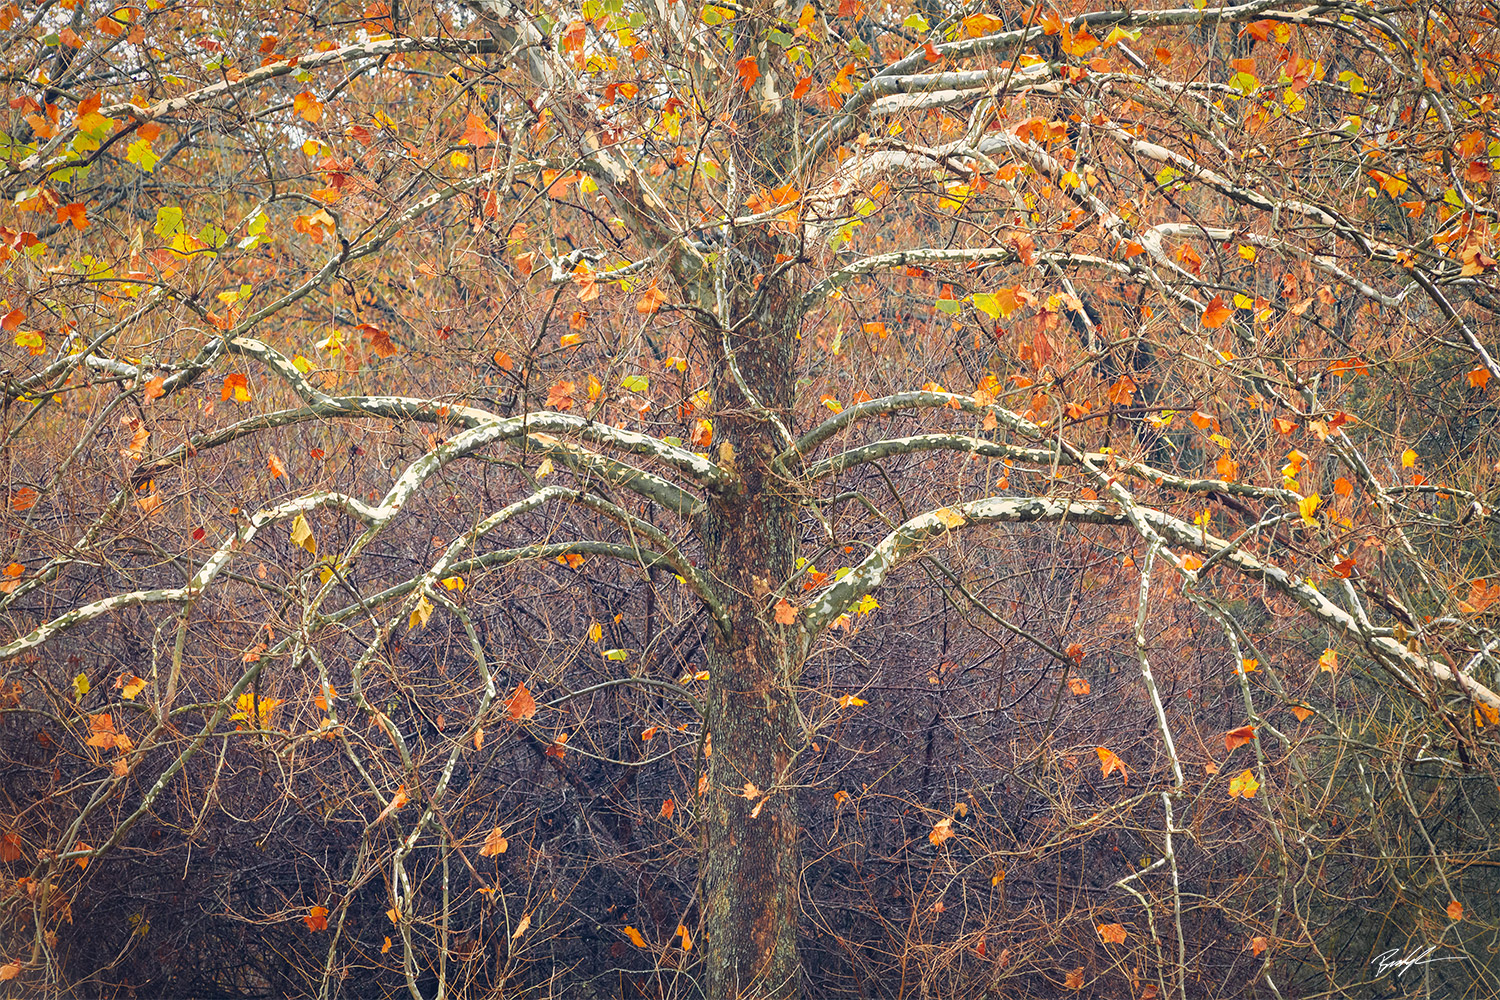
[511,912,531,939]
[0,962,20,981]
[1250,936,1269,956]
[1065,966,1085,990]
[479,827,508,857]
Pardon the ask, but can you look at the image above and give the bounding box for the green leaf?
[903,13,930,32]
[934,297,961,315]
[972,292,1001,319]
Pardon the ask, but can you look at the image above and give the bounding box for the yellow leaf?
[290,513,316,554]
[408,593,434,631]
[836,694,867,708]
[588,622,603,642]
[1401,448,1417,468]
[1318,648,1339,673]
[932,507,966,528]
[440,575,465,591]
[1298,494,1322,526]
[536,457,554,479]
[853,594,879,615]
[73,673,90,700]
[121,675,147,700]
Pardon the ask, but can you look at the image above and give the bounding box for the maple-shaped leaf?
[962,13,1004,36]
[545,379,575,410]
[1202,295,1232,328]
[221,373,251,402]
[480,827,508,857]
[1096,746,1127,783]
[505,682,537,722]
[659,798,675,820]
[736,55,760,90]
[293,91,324,123]
[304,905,329,932]
[1228,769,1260,798]
[1096,923,1127,944]
[459,112,497,146]
[773,598,797,624]
[1468,367,1492,389]
[1224,725,1256,752]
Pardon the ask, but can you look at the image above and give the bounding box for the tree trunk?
[700,229,804,999]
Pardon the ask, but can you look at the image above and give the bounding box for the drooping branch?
[803,497,1500,713]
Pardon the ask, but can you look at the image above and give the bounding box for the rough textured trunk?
[700,233,804,999]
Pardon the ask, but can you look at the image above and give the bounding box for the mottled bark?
[700,231,804,999]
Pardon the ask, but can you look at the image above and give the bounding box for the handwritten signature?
[1374,944,1467,979]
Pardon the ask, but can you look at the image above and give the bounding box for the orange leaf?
[0,308,23,331]
[1228,768,1260,798]
[10,487,37,511]
[1271,417,1297,434]
[928,816,955,846]
[293,91,324,123]
[736,56,760,90]
[1289,704,1314,722]
[792,77,812,98]
[1250,936,1269,956]
[1224,725,1256,752]
[0,963,20,981]
[267,453,287,479]
[773,598,798,624]
[505,683,537,722]
[1096,923,1127,944]
[1447,899,1463,921]
[1107,374,1137,406]
[624,925,648,948]
[1065,967,1085,990]
[480,827,509,857]
[545,379,575,411]
[1468,367,1492,389]
[637,280,667,315]
[459,113,497,146]
[375,786,408,823]
[304,905,329,932]
[659,797,675,820]
[1068,677,1090,695]
[1201,295,1232,328]
[1096,746,1127,783]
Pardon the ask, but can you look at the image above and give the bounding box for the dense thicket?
[3,1,1500,998]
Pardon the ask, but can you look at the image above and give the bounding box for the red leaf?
[736,56,760,91]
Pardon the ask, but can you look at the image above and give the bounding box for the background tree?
[3,0,1500,998]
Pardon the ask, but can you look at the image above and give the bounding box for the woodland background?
[0,0,1498,998]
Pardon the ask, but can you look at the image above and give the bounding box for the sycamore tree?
[5,0,1500,997]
